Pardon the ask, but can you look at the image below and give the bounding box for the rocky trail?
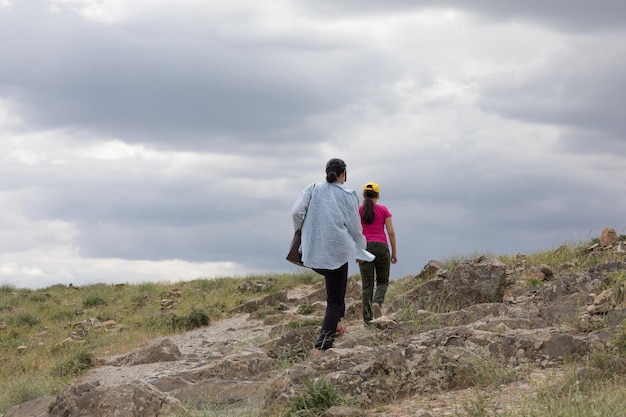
[78,313,271,389]
[4,249,626,417]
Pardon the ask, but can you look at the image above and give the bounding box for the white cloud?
[50,0,143,24]
[0,249,251,289]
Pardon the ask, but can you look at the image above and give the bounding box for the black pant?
[313,262,348,351]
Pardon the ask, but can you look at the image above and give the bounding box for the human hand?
[391,256,397,264]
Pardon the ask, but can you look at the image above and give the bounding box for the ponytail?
[361,190,378,224]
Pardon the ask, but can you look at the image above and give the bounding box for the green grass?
[512,358,626,417]
[50,348,94,378]
[296,302,315,315]
[498,238,626,274]
[181,400,263,417]
[443,347,519,390]
[454,349,626,417]
[610,321,626,354]
[282,378,347,417]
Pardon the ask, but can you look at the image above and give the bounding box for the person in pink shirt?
[359,181,397,325]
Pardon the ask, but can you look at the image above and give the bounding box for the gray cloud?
[1,1,625,288]
[1,2,394,151]
[295,0,626,31]
[476,40,626,152]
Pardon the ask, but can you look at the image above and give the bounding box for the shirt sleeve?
[291,183,315,230]
[344,192,367,249]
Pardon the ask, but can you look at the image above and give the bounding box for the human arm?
[291,183,314,230]
[385,217,397,264]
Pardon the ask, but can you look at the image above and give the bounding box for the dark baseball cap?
[325,158,346,171]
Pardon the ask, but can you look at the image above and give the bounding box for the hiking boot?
[372,303,382,319]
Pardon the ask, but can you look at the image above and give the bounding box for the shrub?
[0,284,15,294]
[609,322,626,355]
[10,312,40,327]
[441,253,479,271]
[588,348,626,377]
[1,377,60,413]
[525,276,543,287]
[181,399,262,417]
[284,318,322,332]
[523,366,626,417]
[296,303,315,315]
[459,392,502,417]
[185,308,210,329]
[283,378,345,417]
[169,308,210,331]
[82,294,107,307]
[443,348,517,389]
[49,309,75,322]
[273,344,310,366]
[51,350,94,378]
[28,292,49,303]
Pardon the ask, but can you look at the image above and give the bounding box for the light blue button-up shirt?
[292,181,374,270]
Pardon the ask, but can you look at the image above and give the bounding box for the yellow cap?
[363,182,380,194]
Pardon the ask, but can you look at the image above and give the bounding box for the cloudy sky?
[1,1,625,289]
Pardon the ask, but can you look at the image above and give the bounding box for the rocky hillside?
[4,238,626,417]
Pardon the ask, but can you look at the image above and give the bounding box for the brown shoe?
[372,303,382,319]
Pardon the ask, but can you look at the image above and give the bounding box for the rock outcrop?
[391,255,506,312]
[107,337,183,366]
[48,382,185,417]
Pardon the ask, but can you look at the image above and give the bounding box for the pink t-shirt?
[359,204,392,244]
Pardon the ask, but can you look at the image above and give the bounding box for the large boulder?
[148,348,275,408]
[173,347,275,382]
[268,325,318,359]
[391,255,506,312]
[170,379,265,408]
[107,337,182,366]
[600,227,619,247]
[235,290,288,313]
[48,381,185,417]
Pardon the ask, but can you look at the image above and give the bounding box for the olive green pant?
[359,241,390,323]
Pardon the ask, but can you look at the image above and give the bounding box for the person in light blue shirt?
[292,158,374,355]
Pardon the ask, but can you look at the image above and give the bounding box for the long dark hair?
[325,158,346,183]
[361,190,379,224]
